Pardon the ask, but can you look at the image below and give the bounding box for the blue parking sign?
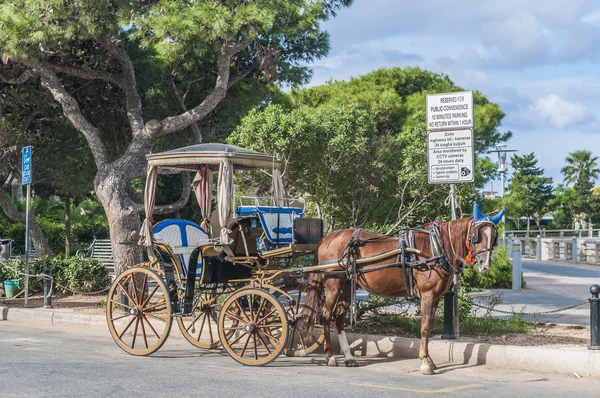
[22,145,32,185]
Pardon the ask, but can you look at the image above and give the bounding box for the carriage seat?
[153,219,209,277]
[235,206,303,245]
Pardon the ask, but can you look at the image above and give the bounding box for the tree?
[0,0,352,271]
[561,150,600,186]
[231,67,510,230]
[506,153,553,233]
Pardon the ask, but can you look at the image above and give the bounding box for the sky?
[307,0,600,190]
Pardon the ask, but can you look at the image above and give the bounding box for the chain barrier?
[472,300,589,316]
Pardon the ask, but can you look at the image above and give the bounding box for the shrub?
[462,245,526,289]
[0,255,109,295]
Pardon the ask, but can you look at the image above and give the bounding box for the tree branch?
[0,69,34,85]
[41,62,125,88]
[99,35,145,135]
[171,77,203,143]
[34,64,109,167]
[134,171,191,215]
[157,39,252,136]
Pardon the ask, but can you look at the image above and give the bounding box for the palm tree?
[561,150,600,186]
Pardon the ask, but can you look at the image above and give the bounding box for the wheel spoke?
[131,272,140,305]
[142,314,160,339]
[110,314,130,322]
[140,274,148,307]
[254,296,267,322]
[253,334,258,360]
[224,311,246,324]
[131,317,140,349]
[234,298,252,322]
[141,285,160,308]
[240,334,252,357]
[206,310,214,343]
[256,308,278,325]
[110,300,133,310]
[143,300,168,312]
[228,330,248,346]
[196,313,207,342]
[186,313,203,333]
[139,314,149,349]
[256,332,272,355]
[259,329,280,344]
[117,280,136,306]
[118,315,137,339]
[145,313,167,323]
[248,294,254,321]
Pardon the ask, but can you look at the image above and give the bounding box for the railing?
[503,235,600,265]
[506,229,600,238]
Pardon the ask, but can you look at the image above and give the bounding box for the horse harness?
[318,223,452,325]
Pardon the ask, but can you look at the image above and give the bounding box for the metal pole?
[24,183,31,307]
[43,265,52,308]
[589,285,600,350]
[500,170,505,244]
[512,239,522,290]
[536,234,542,261]
[572,235,578,265]
[442,184,459,339]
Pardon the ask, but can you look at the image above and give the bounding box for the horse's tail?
[298,272,325,343]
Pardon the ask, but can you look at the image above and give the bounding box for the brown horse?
[299,204,502,375]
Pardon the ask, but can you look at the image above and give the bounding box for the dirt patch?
[0,293,106,315]
[352,316,590,348]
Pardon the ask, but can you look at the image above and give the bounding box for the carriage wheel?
[176,284,223,349]
[282,285,325,357]
[218,288,288,366]
[106,267,173,356]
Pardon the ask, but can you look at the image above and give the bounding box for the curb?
[3,305,599,376]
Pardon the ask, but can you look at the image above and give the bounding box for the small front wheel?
[106,267,173,356]
[218,288,288,366]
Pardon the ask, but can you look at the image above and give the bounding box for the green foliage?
[561,150,599,187]
[462,245,525,289]
[231,67,509,230]
[0,255,109,294]
[505,152,553,231]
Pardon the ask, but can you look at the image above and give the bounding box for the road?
[0,321,598,397]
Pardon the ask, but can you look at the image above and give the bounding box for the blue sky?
[307,0,600,189]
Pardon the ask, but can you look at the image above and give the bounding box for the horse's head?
[465,203,503,272]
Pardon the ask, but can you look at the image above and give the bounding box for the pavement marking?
[0,339,42,346]
[204,365,274,375]
[346,382,482,394]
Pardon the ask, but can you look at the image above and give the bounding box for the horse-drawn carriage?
[106,142,503,374]
[106,143,326,365]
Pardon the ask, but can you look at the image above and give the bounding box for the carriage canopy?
[139,143,283,246]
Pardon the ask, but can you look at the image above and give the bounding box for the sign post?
[22,145,32,307]
[426,91,474,339]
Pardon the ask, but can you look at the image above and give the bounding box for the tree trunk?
[0,189,51,256]
[95,170,142,275]
[64,194,71,255]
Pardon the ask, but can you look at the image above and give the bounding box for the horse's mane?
[413,217,473,270]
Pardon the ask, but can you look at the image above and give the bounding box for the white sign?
[428,129,474,184]
[426,91,473,131]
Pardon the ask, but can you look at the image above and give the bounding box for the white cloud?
[531,94,591,128]
[581,9,600,25]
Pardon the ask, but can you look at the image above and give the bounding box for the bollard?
[43,265,52,308]
[441,284,455,340]
[589,285,600,350]
[536,234,542,261]
[572,235,578,265]
[508,236,513,258]
[512,239,522,290]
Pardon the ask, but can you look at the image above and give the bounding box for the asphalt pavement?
[1,322,598,398]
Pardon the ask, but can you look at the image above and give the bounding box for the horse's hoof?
[327,357,339,367]
[420,364,435,375]
[345,358,359,367]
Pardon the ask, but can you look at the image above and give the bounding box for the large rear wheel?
[176,284,222,349]
[218,288,288,366]
[106,267,173,356]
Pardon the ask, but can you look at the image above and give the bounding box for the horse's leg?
[334,282,358,367]
[425,296,442,370]
[419,292,437,375]
[322,278,344,367]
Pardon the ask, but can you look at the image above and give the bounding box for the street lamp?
[487,144,517,243]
